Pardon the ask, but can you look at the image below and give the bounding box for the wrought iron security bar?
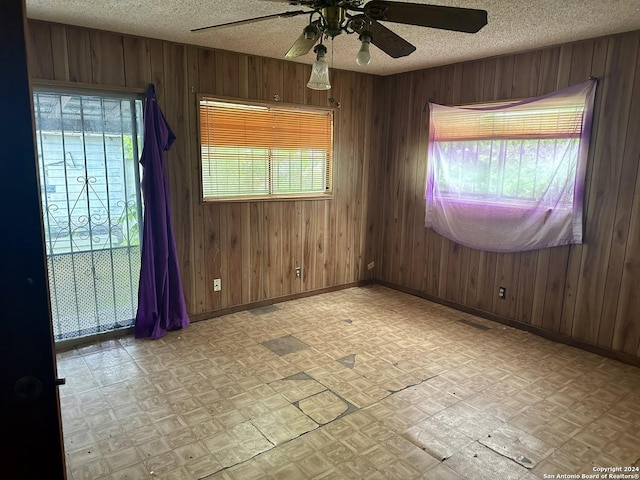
[33,89,143,341]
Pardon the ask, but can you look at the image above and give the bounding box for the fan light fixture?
[191,1,489,93]
[307,43,331,90]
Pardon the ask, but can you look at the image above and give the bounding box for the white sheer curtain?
[426,80,596,252]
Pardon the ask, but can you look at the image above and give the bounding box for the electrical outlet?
[498,286,506,299]
[367,261,375,270]
[294,267,302,279]
[213,278,221,292]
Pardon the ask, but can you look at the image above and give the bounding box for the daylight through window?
[426,80,596,252]
[199,97,333,200]
[33,88,144,340]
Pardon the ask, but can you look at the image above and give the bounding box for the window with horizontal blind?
[426,80,596,252]
[199,96,333,200]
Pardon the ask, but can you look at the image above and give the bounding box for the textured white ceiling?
[26,0,640,76]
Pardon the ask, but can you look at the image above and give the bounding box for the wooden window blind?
[199,97,333,200]
[432,96,588,142]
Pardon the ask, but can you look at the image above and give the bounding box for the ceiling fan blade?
[285,24,321,58]
[191,10,307,32]
[351,17,415,58]
[364,1,487,33]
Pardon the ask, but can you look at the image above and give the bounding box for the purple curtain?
[134,84,189,339]
[426,80,596,253]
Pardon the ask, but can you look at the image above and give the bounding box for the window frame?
[197,94,335,203]
[32,83,145,341]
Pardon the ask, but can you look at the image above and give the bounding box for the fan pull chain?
[331,38,334,71]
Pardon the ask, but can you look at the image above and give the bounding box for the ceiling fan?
[192,1,488,89]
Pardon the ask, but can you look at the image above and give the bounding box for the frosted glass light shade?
[307,57,331,90]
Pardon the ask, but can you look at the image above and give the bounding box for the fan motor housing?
[322,6,345,37]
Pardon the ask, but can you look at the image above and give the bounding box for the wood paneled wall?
[27,20,376,319]
[26,19,640,361]
[372,30,640,361]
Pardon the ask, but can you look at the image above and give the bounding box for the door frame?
[0,1,66,477]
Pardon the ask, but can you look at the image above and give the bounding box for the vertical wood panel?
[301,201,316,292]
[162,43,194,312]
[66,27,92,83]
[421,229,438,296]
[49,25,69,81]
[610,39,640,353]
[293,202,304,293]
[186,46,206,314]
[493,253,521,318]
[89,31,125,86]
[379,73,398,282]
[366,76,389,281]
[409,70,430,291]
[444,242,467,304]
[572,35,635,344]
[261,57,283,101]
[219,205,230,307]
[282,202,302,295]
[123,36,151,88]
[148,39,164,99]
[598,33,640,348]
[238,53,249,98]
[476,250,497,312]
[537,47,560,95]
[250,202,265,301]
[197,47,218,310]
[265,203,283,299]
[280,202,293,295]
[559,39,605,336]
[205,207,221,311]
[324,196,335,287]
[351,71,367,281]
[512,50,541,97]
[541,246,570,332]
[530,250,550,327]
[331,70,350,286]
[466,248,480,308]
[515,251,536,324]
[198,48,217,93]
[28,22,54,80]
[220,51,240,97]
[282,61,306,104]
[395,73,415,287]
[493,55,515,100]
[241,203,252,304]
[246,55,263,99]
[223,204,243,307]
[358,75,373,280]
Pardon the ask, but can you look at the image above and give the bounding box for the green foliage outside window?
[436,138,578,205]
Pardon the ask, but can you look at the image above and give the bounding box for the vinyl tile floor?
[57,285,640,480]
